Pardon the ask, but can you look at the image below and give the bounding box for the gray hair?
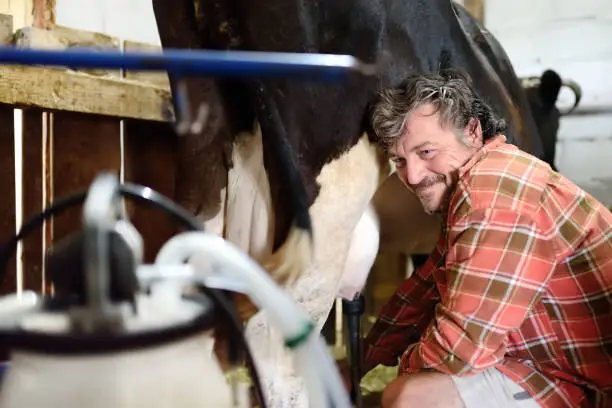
[370,69,507,151]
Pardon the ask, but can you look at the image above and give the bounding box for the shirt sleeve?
[363,249,441,369]
[401,207,556,376]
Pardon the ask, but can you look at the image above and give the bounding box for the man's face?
[389,104,482,214]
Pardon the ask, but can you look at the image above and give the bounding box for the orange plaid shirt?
[364,135,612,407]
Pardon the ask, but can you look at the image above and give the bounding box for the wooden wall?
[0,14,177,297]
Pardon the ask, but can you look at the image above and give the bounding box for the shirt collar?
[457,134,507,180]
[440,134,507,223]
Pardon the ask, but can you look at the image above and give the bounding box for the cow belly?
[338,204,380,300]
[244,134,388,408]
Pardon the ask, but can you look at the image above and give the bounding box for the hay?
[224,363,398,392]
[361,364,398,395]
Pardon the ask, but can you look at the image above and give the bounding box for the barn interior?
[0,0,608,407]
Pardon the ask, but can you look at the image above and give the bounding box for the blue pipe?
[0,46,376,82]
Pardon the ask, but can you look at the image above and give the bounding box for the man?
[358,69,612,407]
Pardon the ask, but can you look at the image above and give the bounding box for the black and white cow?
[453,3,582,171]
[151,0,548,403]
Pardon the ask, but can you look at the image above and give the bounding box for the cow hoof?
[263,225,313,286]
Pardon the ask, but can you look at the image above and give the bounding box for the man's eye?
[420,149,433,157]
[392,158,406,167]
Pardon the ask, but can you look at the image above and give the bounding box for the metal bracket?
[70,172,126,333]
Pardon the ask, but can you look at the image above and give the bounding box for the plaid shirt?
[364,135,612,407]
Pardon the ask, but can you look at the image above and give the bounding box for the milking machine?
[0,172,351,407]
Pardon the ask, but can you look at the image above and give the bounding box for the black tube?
[342,293,365,408]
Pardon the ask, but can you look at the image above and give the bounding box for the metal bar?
[0,46,376,81]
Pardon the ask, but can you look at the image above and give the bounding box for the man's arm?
[400,208,556,375]
[362,248,442,374]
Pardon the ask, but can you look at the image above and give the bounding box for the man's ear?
[464,118,483,147]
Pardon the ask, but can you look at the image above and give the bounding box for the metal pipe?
[0,46,376,81]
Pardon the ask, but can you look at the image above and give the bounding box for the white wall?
[485,0,612,205]
[56,0,160,45]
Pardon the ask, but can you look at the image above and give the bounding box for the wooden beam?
[2,25,173,121]
[14,26,121,77]
[123,40,170,88]
[0,64,171,121]
[32,0,56,29]
[0,13,11,43]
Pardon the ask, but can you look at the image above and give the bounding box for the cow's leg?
[194,124,278,368]
[195,124,277,327]
[220,124,275,262]
[244,135,389,407]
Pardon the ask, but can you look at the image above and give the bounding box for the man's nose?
[401,157,426,187]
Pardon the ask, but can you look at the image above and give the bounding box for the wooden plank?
[123,119,178,263]
[21,8,51,294]
[0,64,171,122]
[0,13,15,295]
[20,109,45,292]
[52,112,122,245]
[0,13,13,44]
[0,104,15,295]
[32,0,56,30]
[1,25,172,122]
[14,26,121,77]
[11,17,163,294]
[122,39,177,263]
[42,111,52,294]
[0,100,13,367]
[14,25,119,52]
[123,40,170,88]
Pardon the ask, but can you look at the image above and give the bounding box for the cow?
[373,1,553,262]
[452,2,582,171]
[151,0,547,405]
[522,69,582,171]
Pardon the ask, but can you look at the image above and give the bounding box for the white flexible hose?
[153,231,351,408]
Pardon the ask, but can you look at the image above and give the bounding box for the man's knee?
[381,371,464,408]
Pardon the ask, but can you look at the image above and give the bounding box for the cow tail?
[252,81,313,283]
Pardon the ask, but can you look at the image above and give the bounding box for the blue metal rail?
[0,46,376,82]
